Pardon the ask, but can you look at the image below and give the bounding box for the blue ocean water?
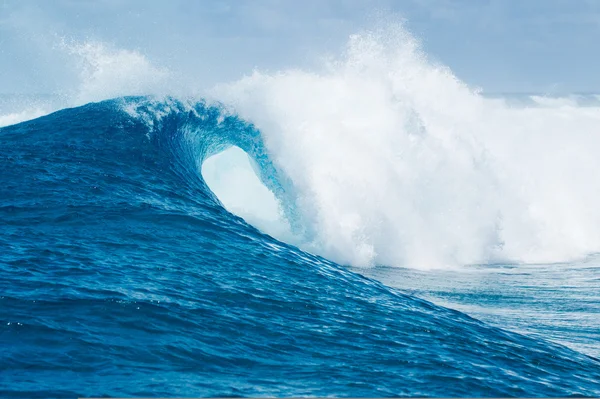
[1,97,600,397]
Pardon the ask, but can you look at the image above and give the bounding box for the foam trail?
[212,23,600,269]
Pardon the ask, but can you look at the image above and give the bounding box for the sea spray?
[213,24,600,269]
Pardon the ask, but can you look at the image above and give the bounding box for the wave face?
[1,98,600,397]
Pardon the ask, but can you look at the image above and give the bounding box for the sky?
[1,0,599,95]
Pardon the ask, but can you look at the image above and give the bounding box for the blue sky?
[1,0,599,94]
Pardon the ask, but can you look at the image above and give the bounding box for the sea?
[1,26,600,398]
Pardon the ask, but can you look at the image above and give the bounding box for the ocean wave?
[2,99,600,397]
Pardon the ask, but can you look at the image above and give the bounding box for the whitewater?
[5,26,600,269]
[2,22,600,397]
[209,28,600,269]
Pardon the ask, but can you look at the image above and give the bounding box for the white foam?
[212,24,600,269]
[529,95,579,108]
[0,107,48,127]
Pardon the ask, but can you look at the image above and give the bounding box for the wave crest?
[211,24,600,269]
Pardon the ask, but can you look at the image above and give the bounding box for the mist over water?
[0,38,177,127]
[213,25,600,269]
